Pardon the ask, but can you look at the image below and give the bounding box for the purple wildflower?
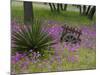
[46,25,63,41]
[68,56,75,62]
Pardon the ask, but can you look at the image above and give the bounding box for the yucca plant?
[12,19,54,55]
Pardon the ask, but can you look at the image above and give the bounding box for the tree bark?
[57,4,60,12]
[49,3,53,12]
[79,5,82,15]
[86,5,91,15]
[83,5,86,15]
[52,3,56,11]
[64,4,67,11]
[88,6,96,20]
[24,1,33,25]
[60,4,63,10]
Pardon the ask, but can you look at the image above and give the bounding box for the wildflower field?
[11,1,96,74]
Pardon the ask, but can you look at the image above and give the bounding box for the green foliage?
[12,19,54,55]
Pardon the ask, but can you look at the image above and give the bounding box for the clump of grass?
[12,19,54,55]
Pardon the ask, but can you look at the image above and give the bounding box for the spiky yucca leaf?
[12,20,54,54]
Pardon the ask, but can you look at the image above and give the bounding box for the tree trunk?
[83,5,86,15]
[88,6,96,20]
[52,3,56,11]
[86,5,91,15]
[24,1,33,25]
[64,4,67,11]
[49,3,53,12]
[57,4,60,12]
[79,5,82,15]
[60,4,63,10]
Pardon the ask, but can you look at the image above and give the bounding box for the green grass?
[31,48,95,71]
[11,1,96,26]
[13,47,96,74]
